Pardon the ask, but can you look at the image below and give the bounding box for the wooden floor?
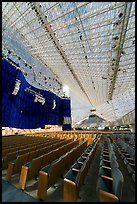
[2,141,135,202]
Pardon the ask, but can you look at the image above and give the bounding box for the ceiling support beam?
[108,2,132,100]
[29,2,93,105]
[109,109,135,126]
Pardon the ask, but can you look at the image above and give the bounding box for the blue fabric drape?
[2,59,71,129]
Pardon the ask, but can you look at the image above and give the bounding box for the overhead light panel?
[25,87,46,105]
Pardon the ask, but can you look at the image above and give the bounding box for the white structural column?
[129,124,135,133]
[108,2,132,100]
[30,2,93,106]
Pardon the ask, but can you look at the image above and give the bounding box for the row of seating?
[123,137,135,148]
[128,139,135,148]
[37,139,88,200]
[2,138,67,170]
[100,134,108,143]
[2,135,45,148]
[2,134,62,150]
[96,137,124,202]
[49,133,94,148]
[2,137,58,157]
[3,137,65,161]
[63,136,100,202]
[109,133,135,144]
[6,138,72,182]
[3,132,96,148]
[3,132,96,170]
[116,139,135,182]
[6,140,71,182]
[19,139,82,191]
[25,132,96,146]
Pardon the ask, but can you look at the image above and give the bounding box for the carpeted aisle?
[2,180,39,202]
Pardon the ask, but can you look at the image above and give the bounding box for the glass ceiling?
[2,2,135,126]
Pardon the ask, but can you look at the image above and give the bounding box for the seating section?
[63,136,99,202]
[116,138,135,182]
[2,131,135,202]
[96,137,124,202]
[2,131,100,199]
[37,140,88,200]
[19,139,80,190]
[3,136,50,153]
[6,139,71,182]
[4,132,96,186]
[96,167,124,202]
[2,137,62,157]
[3,138,65,170]
[99,153,119,177]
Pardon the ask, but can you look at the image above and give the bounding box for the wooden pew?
[6,152,29,182]
[96,168,124,202]
[37,157,66,200]
[64,163,87,202]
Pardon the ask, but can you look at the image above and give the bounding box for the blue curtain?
[2,58,71,129]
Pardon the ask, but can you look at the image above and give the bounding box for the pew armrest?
[72,168,79,172]
[103,159,111,163]
[101,175,113,181]
[102,166,111,170]
[126,158,134,162]
[99,190,119,202]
